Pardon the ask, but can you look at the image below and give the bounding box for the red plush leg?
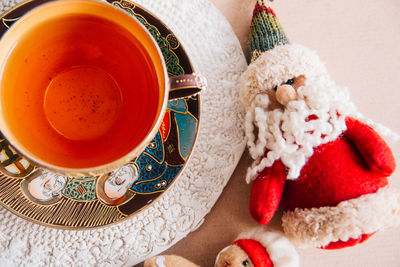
[250,160,286,225]
[345,117,396,176]
[322,233,374,250]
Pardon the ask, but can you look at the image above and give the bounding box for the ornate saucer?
[0,0,200,229]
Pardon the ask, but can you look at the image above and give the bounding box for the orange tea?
[0,3,166,170]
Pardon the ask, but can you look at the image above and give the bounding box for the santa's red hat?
[217,228,299,267]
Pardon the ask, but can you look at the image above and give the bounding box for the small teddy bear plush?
[144,228,299,267]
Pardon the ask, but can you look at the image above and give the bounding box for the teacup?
[0,0,205,177]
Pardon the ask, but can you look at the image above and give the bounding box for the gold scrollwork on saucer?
[166,33,180,50]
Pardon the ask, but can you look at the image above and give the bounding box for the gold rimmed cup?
[0,0,205,177]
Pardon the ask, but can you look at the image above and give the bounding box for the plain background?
[162,0,400,266]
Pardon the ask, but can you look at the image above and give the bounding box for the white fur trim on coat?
[240,43,328,108]
[236,228,299,267]
[282,186,400,248]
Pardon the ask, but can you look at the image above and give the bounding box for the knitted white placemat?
[0,0,247,266]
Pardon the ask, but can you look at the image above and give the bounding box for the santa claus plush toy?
[241,0,400,249]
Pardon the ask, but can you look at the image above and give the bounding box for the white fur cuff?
[281,186,400,248]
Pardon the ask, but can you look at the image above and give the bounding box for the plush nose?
[276,84,296,106]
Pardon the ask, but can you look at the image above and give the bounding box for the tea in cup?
[0,0,204,176]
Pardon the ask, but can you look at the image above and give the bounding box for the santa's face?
[246,73,356,181]
[104,164,138,199]
[266,73,354,113]
[27,171,67,201]
[215,245,255,267]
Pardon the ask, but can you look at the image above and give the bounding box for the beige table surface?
[159,0,400,266]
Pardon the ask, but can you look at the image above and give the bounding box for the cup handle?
[169,73,206,100]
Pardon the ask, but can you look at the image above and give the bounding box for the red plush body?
[250,117,396,248]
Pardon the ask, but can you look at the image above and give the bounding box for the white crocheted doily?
[0,0,247,266]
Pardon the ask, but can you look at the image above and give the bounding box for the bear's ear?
[143,255,199,267]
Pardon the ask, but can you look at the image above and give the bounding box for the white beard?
[245,75,357,182]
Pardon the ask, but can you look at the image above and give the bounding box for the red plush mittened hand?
[250,160,287,225]
[344,117,396,176]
